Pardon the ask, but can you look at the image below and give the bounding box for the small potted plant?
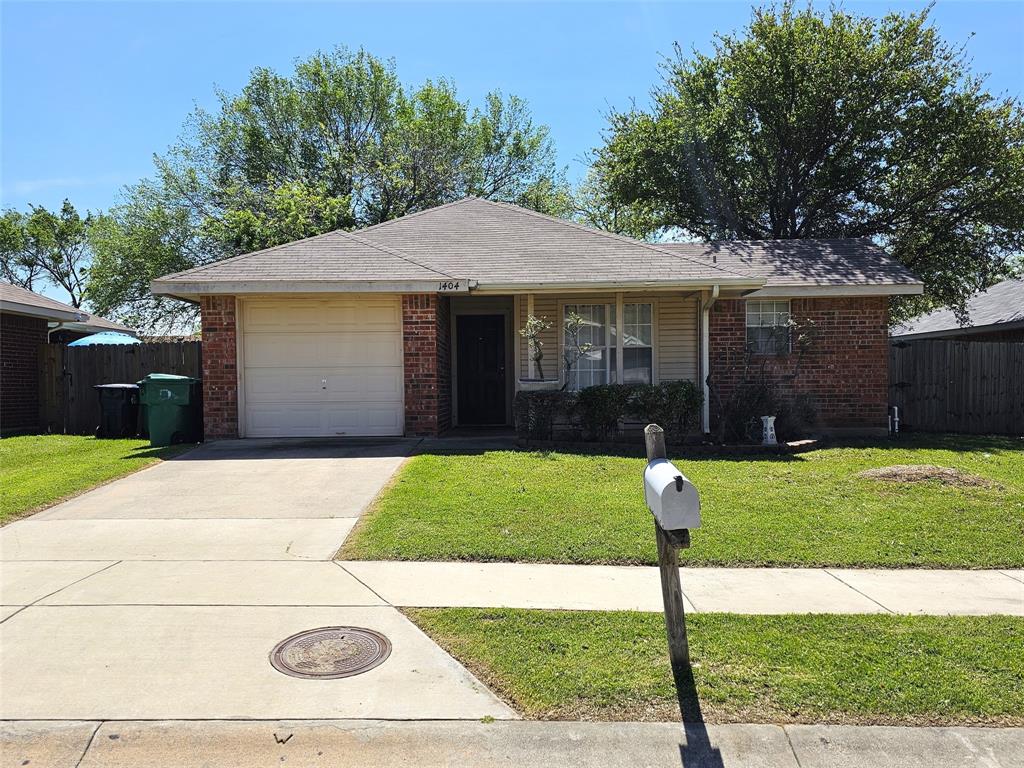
[518,314,561,391]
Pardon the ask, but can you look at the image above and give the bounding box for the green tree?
[90,47,567,329]
[572,166,658,239]
[0,200,93,307]
[597,4,1024,321]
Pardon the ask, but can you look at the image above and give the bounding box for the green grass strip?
[408,608,1024,725]
[0,434,193,523]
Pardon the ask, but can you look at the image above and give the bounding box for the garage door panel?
[246,405,324,436]
[322,300,401,330]
[247,367,403,403]
[325,404,404,435]
[245,332,401,368]
[245,302,323,332]
[245,370,324,402]
[324,369,403,399]
[245,402,403,437]
[321,334,401,365]
[244,335,321,368]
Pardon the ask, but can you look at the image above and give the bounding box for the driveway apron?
[0,439,515,721]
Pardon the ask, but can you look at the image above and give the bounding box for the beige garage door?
[241,297,404,437]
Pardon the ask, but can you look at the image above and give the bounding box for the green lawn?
[0,434,193,524]
[342,435,1024,567]
[409,608,1024,725]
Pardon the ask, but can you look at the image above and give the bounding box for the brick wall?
[402,294,452,436]
[709,296,889,431]
[1,312,47,434]
[199,295,238,439]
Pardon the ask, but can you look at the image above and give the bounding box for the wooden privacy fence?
[889,339,1024,435]
[39,342,202,435]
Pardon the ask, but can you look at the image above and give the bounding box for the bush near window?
[513,381,703,444]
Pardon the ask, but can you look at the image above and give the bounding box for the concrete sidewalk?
[3,720,1022,768]
[340,561,1024,615]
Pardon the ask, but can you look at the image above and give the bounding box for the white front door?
[241,297,404,437]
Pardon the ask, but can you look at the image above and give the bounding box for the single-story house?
[151,197,923,439]
[891,278,1023,342]
[0,282,137,435]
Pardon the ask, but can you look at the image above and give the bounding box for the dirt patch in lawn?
[857,464,997,488]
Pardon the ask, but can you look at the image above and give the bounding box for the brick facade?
[192,292,887,439]
[709,296,889,431]
[402,294,452,437]
[1,312,47,435]
[199,295,238,439]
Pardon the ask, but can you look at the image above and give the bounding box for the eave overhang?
[0,299,84,323]
[743,283,924,298]
[150,278,474,302]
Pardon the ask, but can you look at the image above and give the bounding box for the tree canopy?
[597,3,1024,321]
[0,201,93,307]
[90,47,567,330]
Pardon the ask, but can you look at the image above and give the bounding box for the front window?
[563,302,654,390]
[746,300,791,355]
[564,303,610,389]
[621,301,653,384]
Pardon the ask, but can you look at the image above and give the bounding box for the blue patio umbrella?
[67,331,141,346]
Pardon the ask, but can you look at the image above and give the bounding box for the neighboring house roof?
[661,239,921,296]
[70,312,137,336]
[151,197,924,298]
[1,281,85,322]
[891,278,1024,339]
[0,281,136,335]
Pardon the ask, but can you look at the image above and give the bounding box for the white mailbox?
[643,458,701,531]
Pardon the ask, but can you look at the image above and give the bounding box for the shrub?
[774,392,817,441]
[657,380,704,439]
[717,384,818,443]
[514,381,704,444]
[513,391,577,440]
[719,381,777,443]
[576,384,636,441]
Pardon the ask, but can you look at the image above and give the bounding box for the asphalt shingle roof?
[0,281,135,332]
[353,198,751,285]
[1,281,86,320]
[153,197,921,293]
[157,229,457,283]
[659,239,920,287]
[892,278,1024,337]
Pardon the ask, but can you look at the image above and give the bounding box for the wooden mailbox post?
[644,423,692,679]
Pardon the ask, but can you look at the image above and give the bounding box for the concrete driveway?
[0,439,515,722]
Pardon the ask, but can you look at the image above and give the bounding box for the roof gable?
[355,198,751,285]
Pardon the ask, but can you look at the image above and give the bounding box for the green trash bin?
[138,373,203,447]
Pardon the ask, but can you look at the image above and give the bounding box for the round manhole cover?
[269,626,392,679]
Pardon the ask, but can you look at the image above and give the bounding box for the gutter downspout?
[700,285,720,435]
[47,322,66,342]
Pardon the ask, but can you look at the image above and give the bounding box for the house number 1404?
[437,281,461,291]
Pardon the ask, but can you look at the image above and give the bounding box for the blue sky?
[2,0,1022,217]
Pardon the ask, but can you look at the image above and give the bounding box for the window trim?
[745,299,792,356]
[559,297,659,389]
